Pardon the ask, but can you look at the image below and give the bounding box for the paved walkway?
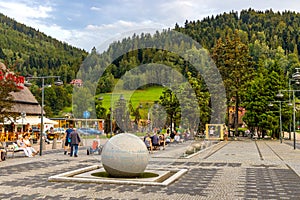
[0,137,300,199]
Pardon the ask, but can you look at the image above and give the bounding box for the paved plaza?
[0,137,300,200]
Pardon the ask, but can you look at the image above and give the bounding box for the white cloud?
[73,20,167,51]
[1,0,300,51]
[157,0,221,26]
[90,6,101,11]
[0,1,53,22]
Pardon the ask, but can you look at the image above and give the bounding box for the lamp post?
[279,68,300,150]
[21,111,26,134]
[26,76,62,156]
[148,104,152,131]
[268,101,284,143]
[134,103,143,133]
[293,91,296,149]
[165,88,173,134]
[109,94,114,137]
[150,103,159,131]
[119,94,126,133]
[278,90,300,150]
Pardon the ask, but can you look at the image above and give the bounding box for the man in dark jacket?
[70,128,81,157]
[64,124,74,155]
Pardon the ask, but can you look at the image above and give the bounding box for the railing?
[0,132,21,142]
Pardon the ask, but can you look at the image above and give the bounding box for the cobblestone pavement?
[0,138,300,200]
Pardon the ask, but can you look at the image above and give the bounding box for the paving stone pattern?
[0,138,300,199]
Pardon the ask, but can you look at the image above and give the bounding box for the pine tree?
[212,30,254,135]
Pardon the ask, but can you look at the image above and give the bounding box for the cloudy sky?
[0,0,299,52]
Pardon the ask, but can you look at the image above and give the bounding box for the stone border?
[48,165,188,186]
[75,168,170,182]
[181,141,223,159]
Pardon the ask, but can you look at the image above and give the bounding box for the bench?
[2,142,27,158]
[263,136,272,140]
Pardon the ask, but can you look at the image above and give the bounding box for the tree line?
[2,8,300,137]
[90,8,300,135]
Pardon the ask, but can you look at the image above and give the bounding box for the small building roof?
[9,86,43,115]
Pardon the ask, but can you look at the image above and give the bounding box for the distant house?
[228,106,246,128]
[70,79,83,87]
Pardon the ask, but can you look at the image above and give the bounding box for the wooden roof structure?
[1,62,58,125]
[10,86,43,115]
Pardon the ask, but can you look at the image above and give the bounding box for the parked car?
[77,128,102,135]
[53,128,65,134]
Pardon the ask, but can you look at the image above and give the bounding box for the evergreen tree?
[212,30,254,134]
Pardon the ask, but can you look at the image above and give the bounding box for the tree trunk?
[234,92,239,137]
[227,102,231,137]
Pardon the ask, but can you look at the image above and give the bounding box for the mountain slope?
[0,13,87,81]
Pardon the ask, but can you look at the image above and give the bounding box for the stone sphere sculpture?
[101,133,149,177]
[185,146,195,154]
[193,142,202,150]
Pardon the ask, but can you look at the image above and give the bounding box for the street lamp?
[110,94,128,135]
[291,68,300,150]
[268,101,284,143]
[277,90,300,150]
[118,94,126,133]
[21,111,26,134]
[109,95,113,138]
[134,103,143,132]
[26,76,62,156]
[163,85,174,134]
[278,67,300,150]
[147,103,160,132]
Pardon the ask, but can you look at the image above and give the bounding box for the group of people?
[144,129,190,153]
[15,134,39,157]
[19,124,82,158]
[0,124,82,159]
[63,124,81,157]
[144,132,163,153]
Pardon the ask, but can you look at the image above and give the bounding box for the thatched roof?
[11,86,39,104]
[0,62,43,115]
[10,87,43,115]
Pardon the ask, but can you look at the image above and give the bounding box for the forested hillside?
[85,8,300,134]
[0,13,88,117]
[176,8,300,54]
[2,8,300,136]
[0,13,87,82]
[173,8,300,136]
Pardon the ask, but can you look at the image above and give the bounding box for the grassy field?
[98,86,164,118]
[58,86,165,119]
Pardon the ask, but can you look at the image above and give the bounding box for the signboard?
[83,110,90,119]
[205,124,224,140]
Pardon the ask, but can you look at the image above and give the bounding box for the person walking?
[64,124,74,155]
[69,128,81,157]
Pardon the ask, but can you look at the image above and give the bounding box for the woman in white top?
[23,135,38,156]
[174,133,181,143]
[16,136,32,157]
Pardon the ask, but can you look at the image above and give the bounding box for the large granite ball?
[101,133,149,177]
[193,142,202,150]
[185,146,195,154]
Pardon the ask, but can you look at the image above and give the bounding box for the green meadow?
[98,86,164,119]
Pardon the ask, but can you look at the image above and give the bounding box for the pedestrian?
[69,128,81,157]
[64,124,73,155]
